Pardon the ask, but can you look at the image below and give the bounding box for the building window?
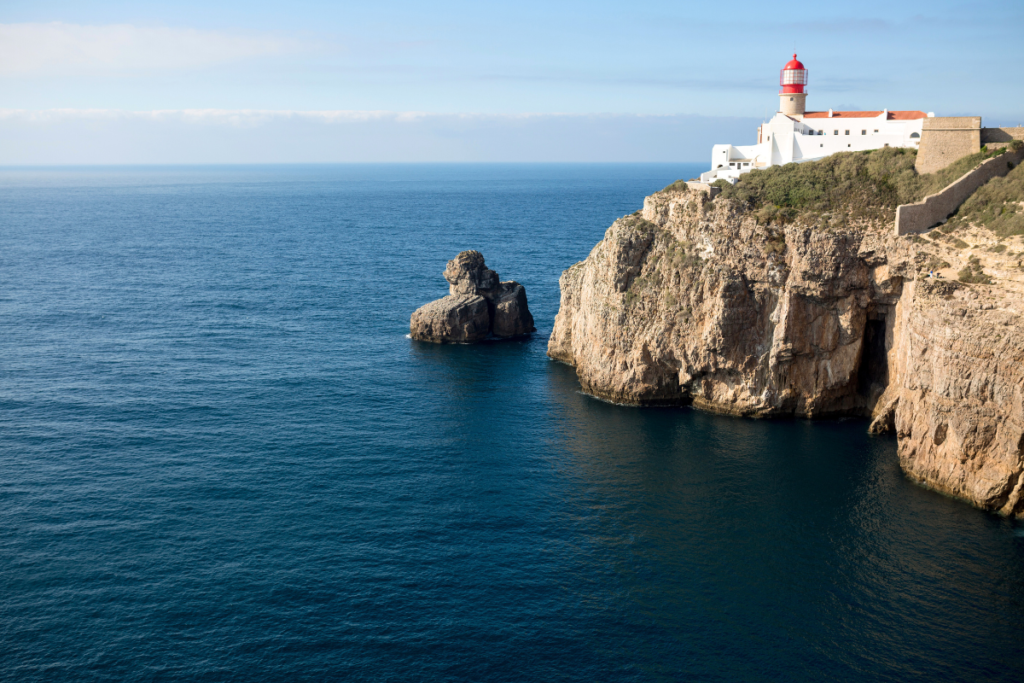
[845,130,850,135]
[820,144,824,147]
[834,130,839,135]
[874,129,879,133]
[910,132,920,138]
[743,163,750,167]
[861,130,867,135]
[884,143,890,147]
[848,144,851,147]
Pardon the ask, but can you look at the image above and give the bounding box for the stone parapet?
[895,148,1023,236]
[981,127,1024,150]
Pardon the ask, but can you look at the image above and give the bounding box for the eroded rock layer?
[548,187,1024,516]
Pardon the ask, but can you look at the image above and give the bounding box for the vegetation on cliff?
[943,162,1024,238]
[705,146,1012,226]
[957,255,993,284]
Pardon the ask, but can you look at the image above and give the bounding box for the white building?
[700,55,933,184]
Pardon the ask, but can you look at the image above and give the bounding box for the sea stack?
[410,250,535,343]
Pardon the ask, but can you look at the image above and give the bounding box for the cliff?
[548,157,1024,517]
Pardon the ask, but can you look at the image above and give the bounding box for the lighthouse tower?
[779,54,808,116]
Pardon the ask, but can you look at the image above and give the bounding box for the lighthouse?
[779,54,808,116]
[698,53,931,185]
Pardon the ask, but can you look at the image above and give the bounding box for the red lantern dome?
[780,54,808,94]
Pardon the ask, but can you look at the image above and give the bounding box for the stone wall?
[685,181,721,198]
[982,127,1024,150]
[915,117,982,174]
[895,148,1024,236]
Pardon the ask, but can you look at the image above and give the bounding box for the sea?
[1,164,1023,682]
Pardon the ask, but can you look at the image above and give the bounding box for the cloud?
[0,109,426,127]
[0,23,304,76]
[0,109,677,126]
[0,108,761,163]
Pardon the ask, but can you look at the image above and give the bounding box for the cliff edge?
[549,150,1024,516]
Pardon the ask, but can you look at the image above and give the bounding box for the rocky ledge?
[411,250,535,343]
[548,177,1024,517]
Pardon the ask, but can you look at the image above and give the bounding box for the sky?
[2,0,1021,163]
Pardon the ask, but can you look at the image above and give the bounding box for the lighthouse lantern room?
[779,54,808,116]
[698,54,931,185]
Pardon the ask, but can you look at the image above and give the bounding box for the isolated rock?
[410,251,535,343]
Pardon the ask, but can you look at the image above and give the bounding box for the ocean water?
[1,164,1023,682]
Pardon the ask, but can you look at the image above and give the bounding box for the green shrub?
[945,162,1024,237]
[717,147,917,217]
[1009,140,1023,152]
[953,238,970,249]
[958,255,992,284]
[660,179,690,193]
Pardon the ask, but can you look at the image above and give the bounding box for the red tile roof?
[888,110,929,120]
[803,110,927,120]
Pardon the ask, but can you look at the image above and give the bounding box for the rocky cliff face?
[549,187,1024,516]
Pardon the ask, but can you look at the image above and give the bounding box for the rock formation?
[548,184,1024,517]
[411,250,536,343]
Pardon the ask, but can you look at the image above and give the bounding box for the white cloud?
[0,108,761,164]
[0,23,302,76]
[0,109,578,126]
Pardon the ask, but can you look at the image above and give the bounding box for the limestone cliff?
[548,185,1024,516]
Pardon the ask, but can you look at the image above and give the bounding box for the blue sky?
[2,0,1021,163]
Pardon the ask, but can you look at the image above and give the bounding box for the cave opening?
[856,314,889,401]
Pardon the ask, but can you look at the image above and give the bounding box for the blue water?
[2,164,1024,682]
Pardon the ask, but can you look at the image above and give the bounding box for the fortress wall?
[895,148,1023,236]
[981,127,1024,149]
[915,117,982,174]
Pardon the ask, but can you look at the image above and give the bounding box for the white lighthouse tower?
[699,54,931,184]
